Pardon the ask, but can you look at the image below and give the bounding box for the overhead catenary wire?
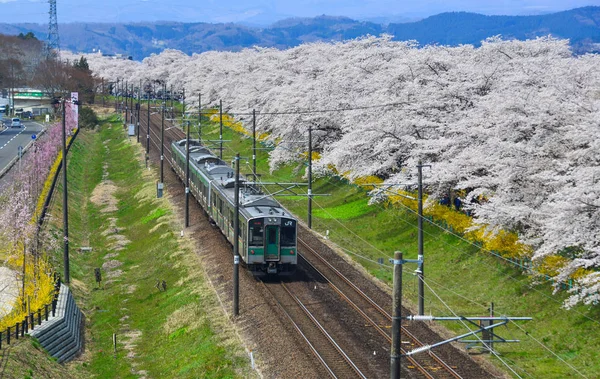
[508,320,589,379]
[420,277,528,379]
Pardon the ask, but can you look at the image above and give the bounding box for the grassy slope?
[44,115,254,378]
[199,119,600,378]
[0,338,83,379]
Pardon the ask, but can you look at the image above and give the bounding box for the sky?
[0,0,598,25]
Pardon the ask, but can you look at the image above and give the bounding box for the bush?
[79,106,98,129]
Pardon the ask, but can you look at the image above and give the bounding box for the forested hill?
[387,6,600,54]
[0,6,598,60]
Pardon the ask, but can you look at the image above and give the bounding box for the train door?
[265,225,280,261]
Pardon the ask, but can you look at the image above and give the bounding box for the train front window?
[249,219,264,246]
[267,228,277,244]
[281,219,296,247]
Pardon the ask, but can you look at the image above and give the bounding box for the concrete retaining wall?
[28,284,83,363]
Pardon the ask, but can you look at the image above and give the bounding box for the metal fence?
[0,277,61,349]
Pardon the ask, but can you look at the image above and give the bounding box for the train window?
[267,227,277,244]
[281,219,296,247]
[249,219,264,246]
[229,210,234,227]
[250,227,263,245]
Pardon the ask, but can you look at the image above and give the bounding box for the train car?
[171,139,297,275]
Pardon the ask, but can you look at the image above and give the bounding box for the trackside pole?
[233,153,240,316]
[185,121,190,227]
[390,251,402,379]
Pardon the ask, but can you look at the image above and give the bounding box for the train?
[171,139,298,275]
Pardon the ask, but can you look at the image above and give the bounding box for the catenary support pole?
[418,160,424,315]
[182,87,185,120]
[101,78,104,108]
[252,109,257,181]
[62,100,70,284]
[130,83,134,124]
[146,89,150,167]
[160,97,165,183]
[137,80,141,143]
[219,99,223,159]
[233,153,240,316]
[185,121,190,227]
[114,79,118,112]
[125,80,128,122]
[308,124,313,229]
[391,251,402,379]
[198,92,202,143]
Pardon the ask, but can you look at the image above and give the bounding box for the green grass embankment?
[196,118,600,378]
[45,115,254,378]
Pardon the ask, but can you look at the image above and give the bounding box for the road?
[0,120,45,176]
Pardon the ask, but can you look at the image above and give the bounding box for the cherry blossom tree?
[67,36,600,307]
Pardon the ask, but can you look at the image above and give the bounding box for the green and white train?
[171,139,297,275]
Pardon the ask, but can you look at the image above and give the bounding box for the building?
[2,88,53,117]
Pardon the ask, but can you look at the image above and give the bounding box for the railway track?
[261,279,367,379]
[298,237,463,379]
[131,105,490,378]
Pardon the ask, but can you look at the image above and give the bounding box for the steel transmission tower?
[46,0,60,59]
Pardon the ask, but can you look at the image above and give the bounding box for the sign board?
[128,124,135,136]
[45,114,50,123]
[31,134,36,140]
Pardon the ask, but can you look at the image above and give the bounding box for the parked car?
[11,118,21,128]
[0,105,6,113]
[22,111,33,120]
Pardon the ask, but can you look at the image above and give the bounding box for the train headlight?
[290,250,295,255]
[250,250,255,255]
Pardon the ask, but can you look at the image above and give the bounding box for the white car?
[11,118,21,128]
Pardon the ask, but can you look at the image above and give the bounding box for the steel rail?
[261,280,367,379]
[298,237,463,379]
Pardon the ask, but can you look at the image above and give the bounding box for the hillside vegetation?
[41,115,254,378]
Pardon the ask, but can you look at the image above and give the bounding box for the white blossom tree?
[67,35,600,307]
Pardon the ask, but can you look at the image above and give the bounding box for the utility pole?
[101,78,104,108]
[137,80,141,143]
[160,97,165,183]
[308,124,313,229]
[417,160,430,315]
[115,78,118,112]
[185,121,190,227]
[146,88,150,165]
[130,82,133,122]
[170,84,174,119]
[233,153,240,316]
[390,251,402,379]
[61,100,69,284]
[182,87,186,120]
[219,99,223,159]
[418,160,424,315]
[125,80,128,122]
[252,109,257,181]
[198,93,202,143]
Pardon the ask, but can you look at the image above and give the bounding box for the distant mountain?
[0,7,598,60]
[387,6,600,54]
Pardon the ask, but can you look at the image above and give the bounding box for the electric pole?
[252,109,257,181]
[61,100,69,284]
[219,99,223,159]
[308,124,313,229]
[233,153,240,316]
[185,121,190,227]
